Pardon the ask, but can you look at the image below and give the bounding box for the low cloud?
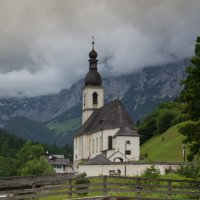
[0,0,199,97]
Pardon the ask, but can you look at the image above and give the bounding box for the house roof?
[75,99,137,137]
[87,154,112,165]
[114,126,139,137]
[52,154,65,159]
[48,158,71,166]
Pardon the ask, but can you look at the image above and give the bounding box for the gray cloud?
[0,0,199,97]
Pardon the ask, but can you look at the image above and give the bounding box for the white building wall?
[74,129,140,165]
[102,128,119,152]
[115,136,140,161]
[86,128,120,159]
[79,163,181,177]
[74,135,89,163]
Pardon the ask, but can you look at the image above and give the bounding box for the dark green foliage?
[138,102,188,144]
[141,165,161,178]
[0,129,26,158]
[157,111,176,134]
[180,36,200,120]
[17,141,54,176]
[178,121,200,159]
[16,141,45,166]
[18,158,53,176]
[178,37,200,160]
[75,172,91,195]
[0,129,72,176]
[0,157,17,177]
[176,156,200,179]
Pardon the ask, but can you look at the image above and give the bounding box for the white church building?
[73,41,140,169]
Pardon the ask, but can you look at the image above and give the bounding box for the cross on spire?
[92,36,95,49]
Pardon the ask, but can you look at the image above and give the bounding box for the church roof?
[114,126,139,137]
[87,154,112,164]
[75,99,137,136]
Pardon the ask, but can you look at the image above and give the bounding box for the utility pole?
[182,145,186,162]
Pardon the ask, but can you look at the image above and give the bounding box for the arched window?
[93,92,98,104]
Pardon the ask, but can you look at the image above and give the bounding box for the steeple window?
[93,92,98,104]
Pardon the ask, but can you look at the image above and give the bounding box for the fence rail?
[0,175,200,199]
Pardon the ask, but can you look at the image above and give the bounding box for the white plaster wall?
[107,149,115,158]
[79,163,181,177]
[54,166,74,174]
[115,136,140,161]
[73,137,78,161]
[102,128,120,151]
[86,128,119,159]
[82,86,104,124]
[74,135,89,162]
[74,129,140,164]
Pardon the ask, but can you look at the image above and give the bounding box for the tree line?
[0,129,73,177]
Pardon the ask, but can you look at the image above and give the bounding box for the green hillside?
[46,104,81,135]
[4,116,58,145]
[141,121,189,162]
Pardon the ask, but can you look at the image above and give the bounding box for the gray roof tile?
[75,99,137,136]
[114,126,139,137]
[87,154,112,164]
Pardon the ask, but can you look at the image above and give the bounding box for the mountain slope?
[46,104,82,135]
[141,121,189,162]
[3,116,59,145]
[0,60,188,126]
[122,61,188,120]
[0,60,189,145]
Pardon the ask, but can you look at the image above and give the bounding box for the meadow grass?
[141,121,190,162]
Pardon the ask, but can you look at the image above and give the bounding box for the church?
[73,41,140,168]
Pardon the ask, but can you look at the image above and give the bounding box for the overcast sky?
[0,0,199,97]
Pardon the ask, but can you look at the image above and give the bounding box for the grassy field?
[141,121,189,162]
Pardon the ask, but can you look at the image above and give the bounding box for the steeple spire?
[88,36,98,69]
[92,36,95,49]
[84,38,102,86]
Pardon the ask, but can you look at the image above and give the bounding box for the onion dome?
[84,70,102,86]
[89,49,97,59]
[84,38,102,86]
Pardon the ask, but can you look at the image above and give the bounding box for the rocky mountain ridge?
[0,60,189,145]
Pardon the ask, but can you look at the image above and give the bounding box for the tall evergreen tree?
[180,36,200,119]
[179,36,200,160]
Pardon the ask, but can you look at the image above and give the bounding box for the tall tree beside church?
[180,36,200,119]
[179,36,200,160]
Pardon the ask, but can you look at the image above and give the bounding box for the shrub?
[141,165,161,178]
[176,156,200,179]
[75,172,91,195]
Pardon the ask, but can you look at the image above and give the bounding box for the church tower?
[82,40,104,124]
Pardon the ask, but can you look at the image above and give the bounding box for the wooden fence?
[0,174,200,199]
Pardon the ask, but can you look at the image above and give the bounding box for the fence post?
[168,180,172,197]
[32,182,36,200]
[68,178,72,199]
[136,178,141,197]
[103,176,107,196]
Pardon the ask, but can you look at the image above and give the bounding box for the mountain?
[0,60,189,145]
[122,61,188,121]
[3,116,76,146]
